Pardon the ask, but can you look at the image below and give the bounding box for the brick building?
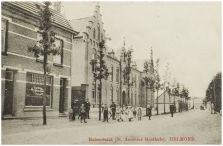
[1,2,78,118]
[69,3,155,108]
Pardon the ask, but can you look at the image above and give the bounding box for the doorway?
[4,70,14,115]
[122,91,126,106]
[59,78,65,113]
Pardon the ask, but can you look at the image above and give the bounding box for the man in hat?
[84,98,91,119]
[71,98,79,120]
[147,102,152,120]
[110,101,116,120]
[169,103,175,117]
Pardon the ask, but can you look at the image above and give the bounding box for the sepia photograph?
[1,1,221,145]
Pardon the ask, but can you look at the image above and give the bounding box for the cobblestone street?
[2,109,221,144]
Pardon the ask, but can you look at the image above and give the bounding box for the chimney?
[54,2,61,13]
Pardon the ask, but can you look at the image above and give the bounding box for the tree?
[141,60,155,115]
[163,63,169,113]
[180,86,189,111]
[28,2,60,125]
[171,80,180,112]
[154,59,162,115]
[89,40,110,120]
[123,47,134,105]
[205,72,222,113]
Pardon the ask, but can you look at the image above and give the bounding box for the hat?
[75,99,78,102]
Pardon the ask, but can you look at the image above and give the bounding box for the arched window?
[116,67,119,83]
[97,26,100,40]
[92,49,96,72]
[93,28,96,39]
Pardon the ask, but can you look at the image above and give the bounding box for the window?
[36,32,43,61]
[135,75,137,86]
[93,28,96,39]
[116,87,119,101]
[97,26,100,40]
[53,38,63,65]
[110,65,113,81]
[92,89,95,99]
[116,67,119,83]
[1,18,8,53]
[110,85,113,101]
[92,49,96,72]
[101,33,103,41]
[25,73,52,106]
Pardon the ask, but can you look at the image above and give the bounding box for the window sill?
[53,63,63,67]
[36,59,49,64]
[24,107,53,112]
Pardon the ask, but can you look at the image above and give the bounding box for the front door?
[59,78,65,113]
[122,91,126,106]
[4,70,14,115]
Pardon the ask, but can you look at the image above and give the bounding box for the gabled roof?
[4,2,78,34]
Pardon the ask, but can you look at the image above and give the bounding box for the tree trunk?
[146,86,147,115]
[43,47,47,125]
[99,78,102,120]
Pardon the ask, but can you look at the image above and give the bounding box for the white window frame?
[53,38,63,65]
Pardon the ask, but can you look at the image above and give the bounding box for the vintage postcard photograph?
[1,1,221,145]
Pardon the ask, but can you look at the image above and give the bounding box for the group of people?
[101,102,153,122]
[70,98,90,123]
[71,98,175,123]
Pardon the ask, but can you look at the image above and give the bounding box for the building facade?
[69,4,155,108]
[1,2,78,118]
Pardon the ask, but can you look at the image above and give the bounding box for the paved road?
[2,109,221,144]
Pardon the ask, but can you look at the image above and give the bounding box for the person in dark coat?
[79,104,87,123]
[84,98,91,119]
[71,99,79,120]
[110,102,116,120]
[170,104,175,117]
[147,102,152,120]
[103,104,109,123]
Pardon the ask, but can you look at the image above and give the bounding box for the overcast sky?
[61,2,221,98]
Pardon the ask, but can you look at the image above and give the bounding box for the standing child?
[133,107,137,118]
[79,104,87,123]
[137,107,142,121]
[116,106,121,122]
[103,104,109,123]
[127,106,134,122]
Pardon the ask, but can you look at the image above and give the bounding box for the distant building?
[1,2,78,118]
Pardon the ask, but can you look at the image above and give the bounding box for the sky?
[61,2,221,98]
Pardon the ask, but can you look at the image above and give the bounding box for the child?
[127,106,134,122]
[103,104,109,123]
[116,106,121,122]
[133,107,137,118]
[137,107,142,121]
[79,104,87,123]
[120,107,125,121]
